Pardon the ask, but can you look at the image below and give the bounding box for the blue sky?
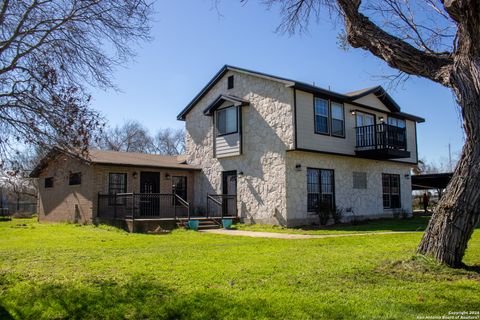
[90,0,463,165]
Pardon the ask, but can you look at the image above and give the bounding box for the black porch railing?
[206,194,237,218]
[355,123,406,150]
[97,193,190,220]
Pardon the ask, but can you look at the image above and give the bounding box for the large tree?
[0,0,153,165]
[264,0,480,267]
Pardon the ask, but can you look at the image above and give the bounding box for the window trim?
[68,172,82,186]
[44,177,54,189]
[172,176,188,203]
[108,173,127,194]
[313,97,330,136]
[330,101,345,138]
[355,110,377,128]
[307,167,336,213]
[382,173,401,209]
[216,105,238,137]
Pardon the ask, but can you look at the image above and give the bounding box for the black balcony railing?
[206,194,237,218]
[355,123,407,150]
[97,193,190,220]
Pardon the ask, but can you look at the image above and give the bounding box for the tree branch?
[337,0,454,86]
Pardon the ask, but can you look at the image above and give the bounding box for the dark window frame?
[313,97,330,135]
[172,176,188,204]
[108,173,127,194]
[355,110,376,128]
[307,168,335,212]
[216,105,238,136]
[227,75,234,89]
[69,172,82,186]
[330,101,345,138]
[44,177,54,188]
[382,173,401,209]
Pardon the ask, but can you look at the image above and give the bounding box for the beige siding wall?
[37,155,95,223]
[295,90,417,163]
[185,70,295,222]
[285,151,413,226]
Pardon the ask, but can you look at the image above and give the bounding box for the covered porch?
[96,193,238,231]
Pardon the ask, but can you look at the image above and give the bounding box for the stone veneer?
[185,70,295,224]
[285,151,413,226]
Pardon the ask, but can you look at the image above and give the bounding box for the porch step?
[193,219,221,230]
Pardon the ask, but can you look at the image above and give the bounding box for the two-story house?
[31,65,424,230]
[177,65,424,226]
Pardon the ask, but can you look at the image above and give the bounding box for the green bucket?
[222,218,233,229]
[186,220,199,231]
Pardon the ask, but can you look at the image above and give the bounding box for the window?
[356,112,375,127]
[44,177,54,188]
[331,102,344,137]
[382,174,401,209]
[227,75,234,89]
[353,172,367,189]
[69,172,81,185]
[314,98,329,134]
[307,168,335,212]
[216,106,238,136]
[388,117,406,128]
[172,176,187,203]
[108,173,127,194]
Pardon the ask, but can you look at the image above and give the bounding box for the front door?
[139,172,160,216]
[222,171,237,217]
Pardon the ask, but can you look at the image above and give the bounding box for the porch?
[355,123,410,159]
[96,193,238,222]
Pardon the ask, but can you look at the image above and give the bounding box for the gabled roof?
[176,65,425,123]
[30,148,200,178]
[345,86,401,113]
[203,94,249,116]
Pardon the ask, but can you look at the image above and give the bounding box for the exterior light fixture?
[165,173,171,180]
[295,164,302,171]
[350,109,356,115]
[132,172,138,179]
[238,171,244,176]
[379,116,385,123]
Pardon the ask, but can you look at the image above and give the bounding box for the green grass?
[0,218,479,319]
[232,216,431,235]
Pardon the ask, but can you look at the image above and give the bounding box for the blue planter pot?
[186,220,199,231]
[222,218,233,229]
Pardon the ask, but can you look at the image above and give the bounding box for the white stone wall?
[285,151,413,226]
[185,71,295,224]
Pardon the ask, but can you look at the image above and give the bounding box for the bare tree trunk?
[418,59,480,267]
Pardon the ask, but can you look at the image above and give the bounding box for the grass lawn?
[232,216,431,235]
[0,218,479,319]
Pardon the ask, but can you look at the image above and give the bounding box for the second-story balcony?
[355,123,410,159]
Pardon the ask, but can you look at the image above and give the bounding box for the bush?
[332,207,344,224]
[314,203,331,225]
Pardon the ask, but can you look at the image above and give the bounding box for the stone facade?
[285,151,412,226]
[185,70,295,224]
[184,68,417,227]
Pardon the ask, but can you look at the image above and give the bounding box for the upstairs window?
[44,177,54,188]
[69,172,81,186]
[331,102,345,137]
[388,117,406,128]
[227,75,234,89]
[217,106,238,136]
[314,98,329,134]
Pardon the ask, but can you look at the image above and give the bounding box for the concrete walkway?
[199,229,420,239]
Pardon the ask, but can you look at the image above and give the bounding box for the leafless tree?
[97,120,153,153]
[0,0,153,164]
[151,128,185,156]
[261,0,480,267]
